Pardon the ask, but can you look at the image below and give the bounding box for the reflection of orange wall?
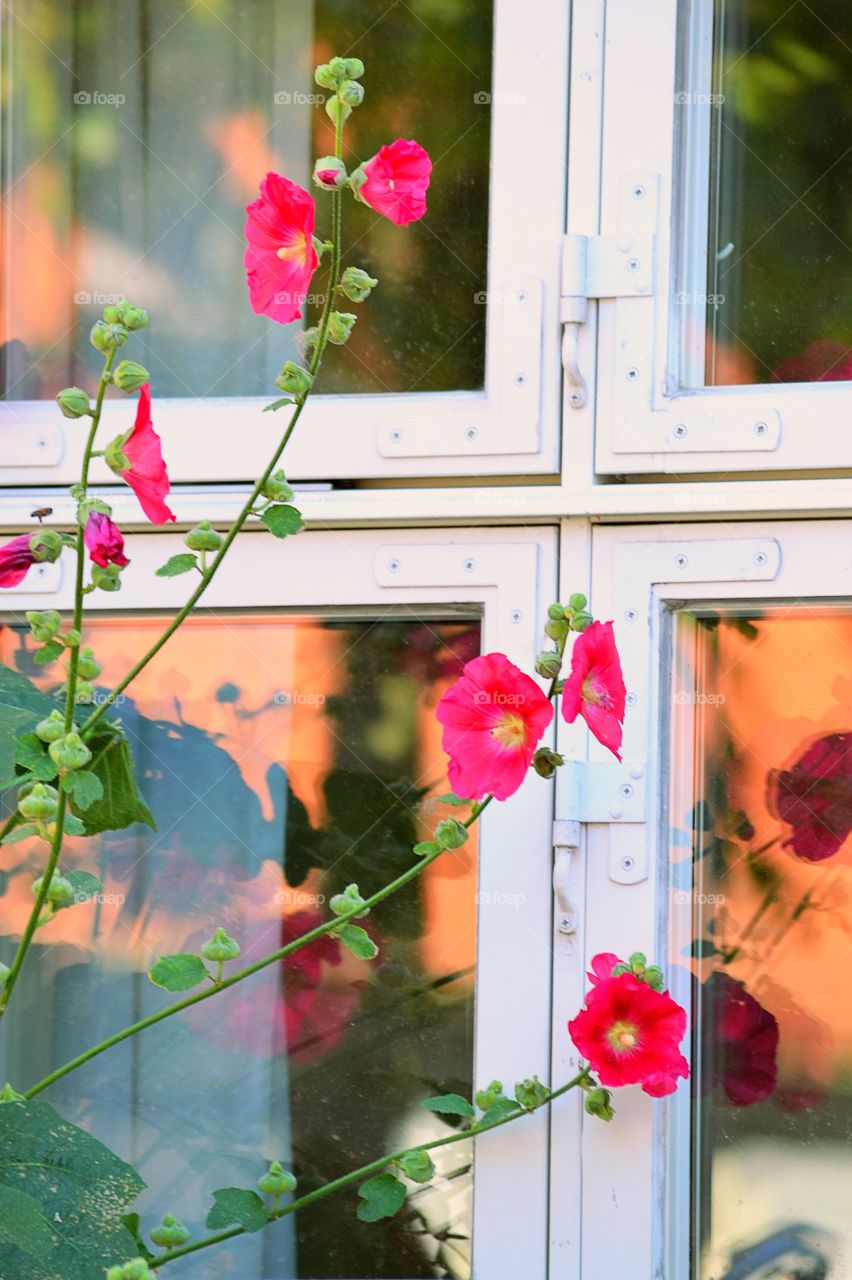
[680,616,852,1088]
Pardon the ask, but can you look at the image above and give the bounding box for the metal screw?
[465,426,478,441]
[626,692,637,706]
[569,391,584,407]
[35,436,48,450]
[387,558,400,574]
[675,553,688,569]
[754,421,768,437]
[389,428,402,444]
[516,290,528,305]
[753,550,767,567]
[510,609,523,624]
[34,564,48,577]
[620,783,634,799]
[463,557,476,573]
[514,373,527,387]
[626,367,639,381]
[626,257,640,273]
[624,608,638,622]
[620,854,636,873]
[673,422,688,439]
[633,184,646,199]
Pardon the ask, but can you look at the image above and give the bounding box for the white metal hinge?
[561,170,658,408]
[552,761,647,933]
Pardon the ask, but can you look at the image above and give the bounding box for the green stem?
[0,353,114,1017]
[153,1071,590,1268]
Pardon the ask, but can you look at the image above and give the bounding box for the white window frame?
[565,0,852,477]
[3,523,558,1278]
[566,518,852,1279]
[0,0,568,486]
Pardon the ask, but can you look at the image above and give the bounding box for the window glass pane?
[670,608,852,1278]
[678,1,851,387]
[0,612,481,1279]
[0,0,491,401]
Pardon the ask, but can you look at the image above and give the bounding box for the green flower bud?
[55,386,92,419]
[28,530,62,564]
[534,650,562,679]
[18,783,59,822]
[312,156,347,190]
[532,747,564,779]
[117,1261,154,1280]
[91,562,123,592]
[611,962,630,976]
[261,470,294,503]
[434,817,468,850]
[545,618,568,641]
[90,320,128,353]
[643,965,665,991]
[514,1076,549,1111]
[257,1160,297,1197]
[185,520,223,553]
[325,96,352,127]
[568,592,588,611]
[326,311,357,345]
[64,628,82,648]
[347,164,368,192]
[329,883,369,918]
[297,325,320,361]
[274,361,314,398]
[73,680,96,703]
[341,57,365,79]
[547,602,567,620]
[339,267,378,303]
[113,359,150,393]
[0,1083,25,1103]
[32,872,74,908]
[149,1213,191,1249]
[572,612,593,632]
[338,79,365,106]
[49,731,92,772]
[475,1079,504,1111]
[76,647,101,681]
[115,300,149,330]
[201,926,241,963]
[628,951,647,976]
[314,62,339,89]
[35,709,69,743]
[584,1086,615,1122]
[26,609,62,642]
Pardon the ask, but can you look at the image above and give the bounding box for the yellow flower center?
[582,676,611,709]
[277,233,308,262]
[607,1020,639,1052]
[490,712,526,749]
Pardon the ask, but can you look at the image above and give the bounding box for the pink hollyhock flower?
[703,973,778,1106]
[106,384,175,524]
[0,533,38,587]
[436,652,554,801]
[358,139,432,226]
[772,339,852,383]
[244,172,319,323]
[561,620,627,761]
[83,511,129,569]
[569,962,689,1097]
[768,732,852,861]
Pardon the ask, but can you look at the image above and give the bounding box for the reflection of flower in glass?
[397,624,480,686]
[768,732,852,861]
[569,961,689,1097]
[704,973,778,1106]
[772,339,852,383]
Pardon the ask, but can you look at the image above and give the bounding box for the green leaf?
[155,553,198,578]
[1,824,39,846]
[72,727,156,834]
[0,1186,54,1259]
[0,1097,145,1279]
[356,1173,407,1223]
[263,396,294,412]
[149,953,209,992]
[479,1096,523,1127]
[14,735,57,782]
[0,666,54,791]
[436,792,470,807]
[64,870,103,904]
[412,840,440,858]
[687,938,718,959]
[205,1188,268,1234]
[336,923,378,960]
[63,769,103,811]
[118,1213,155,1263]
[396,1149,435,1183]
[420,1093,475,1118]
[33,641,64,666]
[260,504,304,538]
[63,813,86,837]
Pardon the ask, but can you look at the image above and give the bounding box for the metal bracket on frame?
[561,169,658,408]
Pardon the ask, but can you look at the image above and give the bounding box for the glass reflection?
[0,613,481,1279]
[670,610,852,1278]
[0,0,491,401]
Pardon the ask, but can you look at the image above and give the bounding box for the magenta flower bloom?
[435,652,553,801]
[107,384,175,525]
[569,961,689,1097]
[84,511,129,569]
[244,172,319,324]
[768,732,852,861]
[561,621,627,761]
[0,533,38,588]
[358,139,432,226]
[704,973,778,1106]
